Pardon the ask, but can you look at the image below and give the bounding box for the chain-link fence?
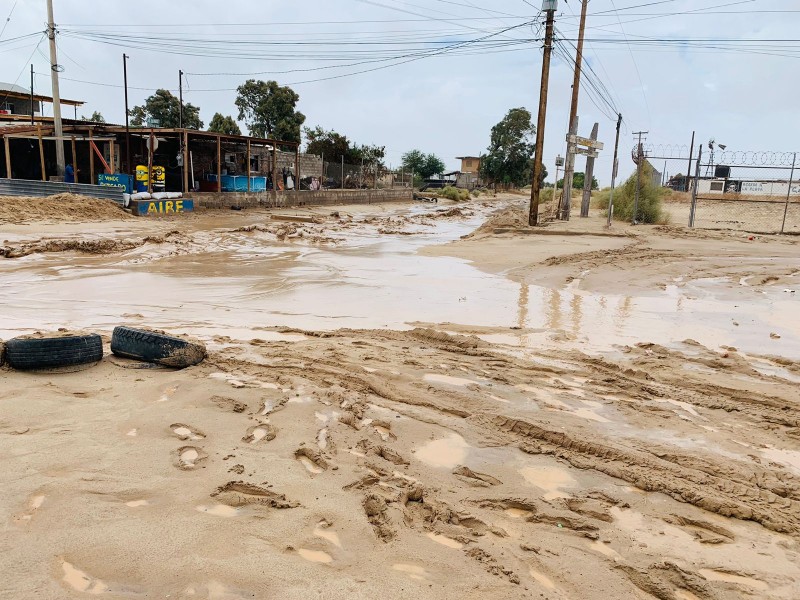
[689,151,799,234]
[319,161,413,190]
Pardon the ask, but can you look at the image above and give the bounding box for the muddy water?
[1,202,797,358]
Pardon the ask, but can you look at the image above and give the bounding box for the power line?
[0,0,18,41]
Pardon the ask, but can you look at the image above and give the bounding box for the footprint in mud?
[158,385,179,402]
[195,504,240,518]
[211,481,299,509]
[62,560,109,594]
[363,494,395,541]
[295,447,328,475]
[170,423,206,441]
[242,423,277,444]
[452,466,502,487]
[211,395,247,413]
[372,419,397,441]
[13,494,46,524]
[314,520,342,548]
[174,446,207,470]
[297,548,333,565]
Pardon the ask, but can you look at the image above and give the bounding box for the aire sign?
[133,199,194,216]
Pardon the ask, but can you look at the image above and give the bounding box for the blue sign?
[98,173,133,194]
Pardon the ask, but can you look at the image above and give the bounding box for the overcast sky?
[1,0,798,183]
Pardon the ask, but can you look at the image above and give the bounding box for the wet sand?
[1,196,799,599]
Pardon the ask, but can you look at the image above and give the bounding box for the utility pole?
[178,70,184,129]
[686,130,695,192]
[632,130,648,224]
[123,54,130,175]
[579,122,598,217]
[30,65,34,125]
[606,113,622,226]
[559,0,589,221]
[528,2,557,226]
[46,0,65,177]
[179,69,184,193]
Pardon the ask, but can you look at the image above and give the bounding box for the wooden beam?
[246,139,251,193]
[183,130,189,194]
[272,145,278,196]
[37,127,46,181]
[89,128,95,183]
[109,140,116,174]
[4,135,11,179]
[216,135,222,193]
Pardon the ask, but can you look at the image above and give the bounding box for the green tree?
[235,80,305,142]
[82,111,105,123]
[556,172,598,190]
[304,126,357,163]
[130,89,202,129]
[401,149,445,179]
[480,107,538,187]
[208,113,242,136]
[354,144,387,170]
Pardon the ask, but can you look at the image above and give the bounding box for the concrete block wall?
[192,188,413,210]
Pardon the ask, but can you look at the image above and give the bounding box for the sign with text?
[567,134,604,150]
[98,173,133,194]
[133,199,194,216]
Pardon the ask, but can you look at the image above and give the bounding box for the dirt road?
[1,196,798,599]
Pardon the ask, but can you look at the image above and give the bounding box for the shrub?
[605,164,666,223]
[439,186,470,201]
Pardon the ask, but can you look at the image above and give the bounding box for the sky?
[0,0,798,184]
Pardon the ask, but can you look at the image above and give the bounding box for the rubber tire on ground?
[5,334,103,371]
[111,326,206,368]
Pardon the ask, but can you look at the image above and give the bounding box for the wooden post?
[148,129,154,193]
[70,135,77,182]
[246,139,251,193]
[580,122,599,218]
[295,145,300,194]
[272,144,277,198]
[37,127,46,181]
[183,131,189,194]
[109,139,115,174]
[4,136,11,179]
[88,128,95,184]
[216,135,222,193]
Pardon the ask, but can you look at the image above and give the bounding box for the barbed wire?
[632,145,799,166]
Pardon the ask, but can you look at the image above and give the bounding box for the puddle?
[426,532,463,549]
[125,499,150,508]
[298,549,333,564]
[657,399,700,417]
[505,508,532,519]
[313,522,342,548]
[424,373,475,387]
[761,446,800,475]
[298,456,324,474]
[374,425,392,441]
[62,561,108,594]
[180,448,199,467]
[519,465,577,500]
[392,563,429,581]
[588,540,621,560]
[414,433,470,469]
[698,569,769,591]
[196,504,239,518]
[529,569,556,590]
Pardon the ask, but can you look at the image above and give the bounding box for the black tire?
[5,334,103,371]
[111,326,206,368]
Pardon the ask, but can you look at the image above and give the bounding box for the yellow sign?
[144,200,191,215]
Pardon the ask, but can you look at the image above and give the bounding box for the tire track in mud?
[472,413,800,536]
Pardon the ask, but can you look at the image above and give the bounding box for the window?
[250,155,260,173]
[0,101,14,114]
[710,181,724,192]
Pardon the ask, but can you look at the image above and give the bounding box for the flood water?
[1,202,798,358]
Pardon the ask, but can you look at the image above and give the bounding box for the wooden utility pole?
[579,122,599,217]
[606,113,622,226]
[123,54,130,175]
[46,0,65,177]
[560,0,589,221]
[88,127,95,183]
[528,5,557,226]
[4,136,11,179]
[37,128,46,181]
[30,65,35,125]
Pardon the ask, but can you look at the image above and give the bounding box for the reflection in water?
[570,293,583,336]
[546,288,562,331]
[616,296,633,333]
[517,283,529,329]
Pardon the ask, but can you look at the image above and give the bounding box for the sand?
[0,194,132,225]
[1,196,799,599]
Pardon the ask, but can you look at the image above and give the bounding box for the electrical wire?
[0,0,18,41]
